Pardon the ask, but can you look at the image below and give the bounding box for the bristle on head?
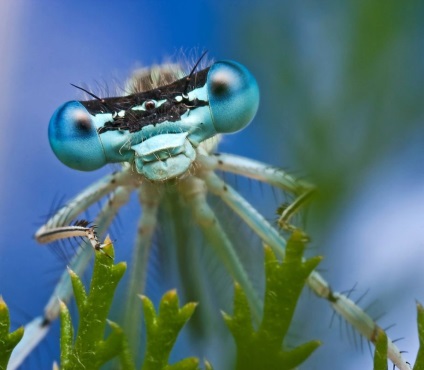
[125,50,212,94]
[126,64,186,94]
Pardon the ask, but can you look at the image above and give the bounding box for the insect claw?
[96,241,114,259]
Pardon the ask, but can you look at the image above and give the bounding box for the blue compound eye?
[207,61,259,134]
[48,101,107,171]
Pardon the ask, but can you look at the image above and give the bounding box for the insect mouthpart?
[131,132,196,181]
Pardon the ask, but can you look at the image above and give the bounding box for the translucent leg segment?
[11,152,410,370]
[124,181,162,358]
[35,167,134,240]
[198,169,410,370]
[6,317,48,370]
[9,186,132,370]
[180,176,262,322]
[198,152,312,194]
[198,170,287,259]
[197,152,316,230]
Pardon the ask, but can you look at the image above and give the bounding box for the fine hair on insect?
[7,52,412,370]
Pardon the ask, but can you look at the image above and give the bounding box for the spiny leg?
[198,152,306,192]
[198,170,287,259]
[198,169,410,370]
[179,176,262,322]
[158,187,224,339]
[36,220,108,253]
[197,152,316,229]
[124,181,162,358]
[43,186,132,320]
[9,186,132,370]
[35,167,133,238]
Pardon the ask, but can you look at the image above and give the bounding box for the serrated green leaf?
[223,283,253,343]
[59,239,128,370]
[59,300,73,369]
[166,357,199,370]
[141,290,198,370]
[0,296,24,370]
[414,302,424,370]
[114,319,137,370]
[373,328,388,370]
[68,267,87,311]
[54,233,331,370]
[95,321,125,364]
[225,231,321,370]
[278,340,321,369]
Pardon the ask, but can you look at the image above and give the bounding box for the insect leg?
[200,170,410,370]
[8,186,132,370]
[198,170,287,259]
[123,181,162,357]
[197,152,316,229]
[35,167,134,240]
[180,176,262,322]
[198,153,306,192]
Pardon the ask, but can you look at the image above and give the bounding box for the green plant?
[4,233,424,369]
[223,231,321,370]
[0,297,24,370]
[58,238,205,370]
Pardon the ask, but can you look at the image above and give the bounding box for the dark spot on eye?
[145,100,156,110]
[75,115,92,131]
[223,185,228,191]
[218,160,223,165]
[211,79,228,96]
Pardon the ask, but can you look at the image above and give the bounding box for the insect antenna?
[70,83,113,113]
[182,50,208,97]
[70,83,104,101]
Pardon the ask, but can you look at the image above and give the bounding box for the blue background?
[1,1,424,369]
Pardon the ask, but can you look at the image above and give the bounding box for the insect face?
[48,61,259,181]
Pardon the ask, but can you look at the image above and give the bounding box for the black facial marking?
[79,67,211,134]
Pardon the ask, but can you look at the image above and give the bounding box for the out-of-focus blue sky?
[1,1,424,369]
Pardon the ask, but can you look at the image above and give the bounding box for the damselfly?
[9,56,410,369]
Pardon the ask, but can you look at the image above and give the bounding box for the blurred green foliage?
[236,0,424,227]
